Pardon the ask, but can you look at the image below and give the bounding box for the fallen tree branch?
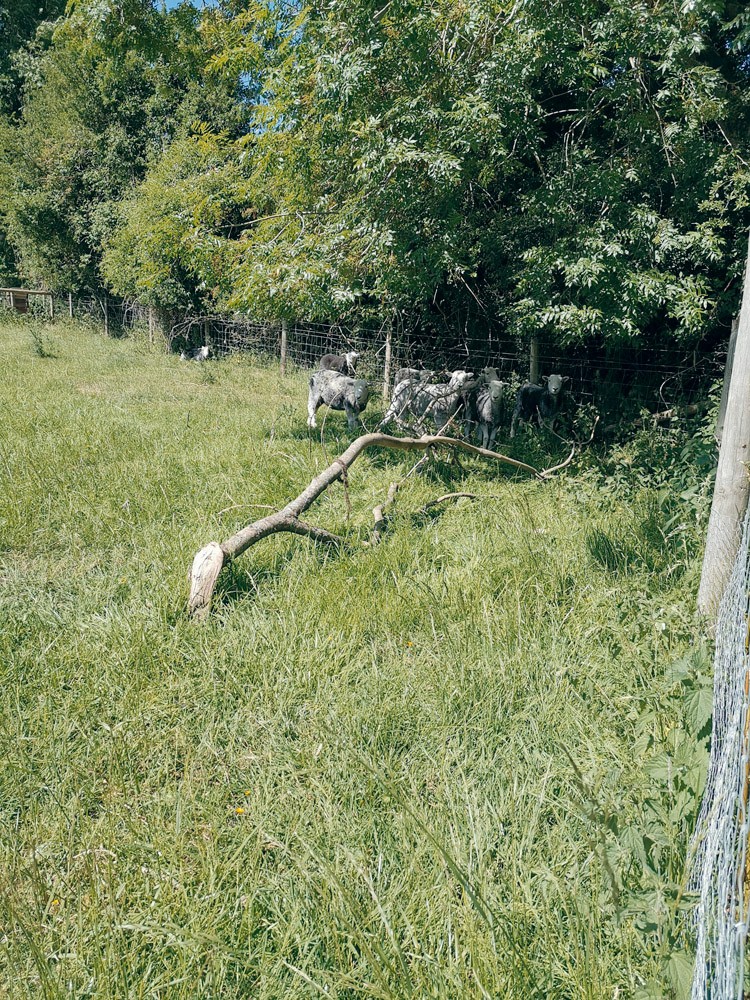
[188,431,543,617]
[421,492,478,512]
[372,481,401,543]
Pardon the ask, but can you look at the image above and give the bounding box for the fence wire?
[52,293,725,417]
[691,502,750,999]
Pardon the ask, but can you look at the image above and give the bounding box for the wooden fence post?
[698,233,750,619]
[529,336,540,383]
[49,293,54,322]
[148,305,155,345]
[68,293,73,319]
[103,298,109,337]
[716,316,739,445]
[383,322,393,400]
[280,319,288,375]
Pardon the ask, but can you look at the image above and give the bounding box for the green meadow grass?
[0,318,712,998]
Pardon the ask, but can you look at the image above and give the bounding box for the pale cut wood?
[188,542,225,619]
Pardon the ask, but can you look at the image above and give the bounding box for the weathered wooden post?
[49,293,54,322]
[383,321,393,400]
[529,336,540,383]
[698,233,750,619]
[148,305,155,345]
[102,298,109,337]
[716,316,739,445]
[280,319,288,375]
[68,293,73,319]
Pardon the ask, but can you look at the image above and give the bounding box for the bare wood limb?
[372,481,401,543]
[188,431,544,617]
[421,492,478,512]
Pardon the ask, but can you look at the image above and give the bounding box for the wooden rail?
[0,287,54,319]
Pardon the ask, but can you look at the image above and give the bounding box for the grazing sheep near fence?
[320,350,360,376]
[180,345,210,361]
[474,379,507,449]
[381,370,474,434]
[307,370,370,431]
[510,374,569,438]
[393,367,436,388]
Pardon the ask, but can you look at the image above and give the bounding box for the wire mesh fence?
[50,292,726,418]
[690,501,750,1000]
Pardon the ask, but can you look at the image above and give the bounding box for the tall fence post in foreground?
[383,322,393,400]
[716,316,739,445]
[698,232,750,619]
[148,306,155,345]
[280,319,288,375]
[529,336,540,383]
[68,293,73,319]
[49,293,54,321]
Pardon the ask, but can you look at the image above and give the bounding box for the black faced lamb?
[180,345,210,361]
[319,350,360,375]
[510,374,569,438]
[474,379,507,449]
[307,370,370,431]
[380,370,474,435]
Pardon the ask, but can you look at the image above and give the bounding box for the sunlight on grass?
[0,318,711,998]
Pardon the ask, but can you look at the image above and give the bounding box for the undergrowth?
[0,317,715,998]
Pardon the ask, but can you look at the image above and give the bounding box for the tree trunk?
[698,234,750,619]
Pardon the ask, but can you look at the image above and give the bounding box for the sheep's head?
[488,380,505,402]
[447,369,474,389]
[352,379,369,407]
[543,373,569,396]
[345,351,360,372]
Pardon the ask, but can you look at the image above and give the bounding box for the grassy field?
[0,317,714,998]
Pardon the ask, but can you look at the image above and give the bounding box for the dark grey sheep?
[510,374,569,437]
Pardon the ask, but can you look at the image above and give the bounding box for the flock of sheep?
[179,343,569,444]
[306,350,570,445]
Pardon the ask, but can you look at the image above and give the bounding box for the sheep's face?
[544,373,568,397]
[448,370,474,389]
[353,379,369,407]
[488,380,505,402]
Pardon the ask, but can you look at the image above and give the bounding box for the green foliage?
[101,128,247,309]
[2,0,749,342]
[0,0,244,294]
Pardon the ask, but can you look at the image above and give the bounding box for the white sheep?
[180,345,210,361]
[381,370,474,435]
[307,370,370,431]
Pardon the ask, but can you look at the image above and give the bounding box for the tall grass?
[0,317,712,998]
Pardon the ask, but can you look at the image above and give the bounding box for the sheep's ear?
[562,376,570,384]
[542,375,550,383]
